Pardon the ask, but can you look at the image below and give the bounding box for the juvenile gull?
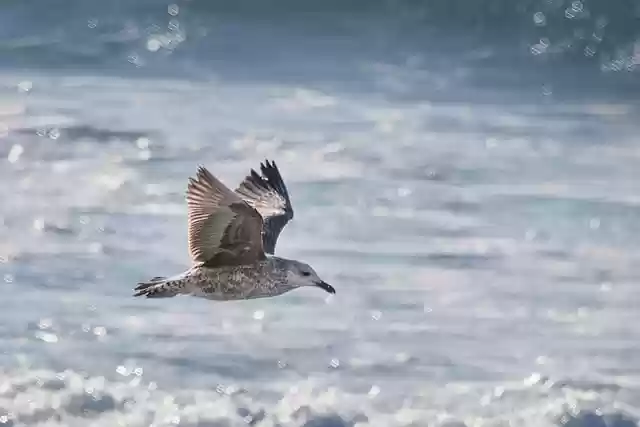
[134,160,335,300]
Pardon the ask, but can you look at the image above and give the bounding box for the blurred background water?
[1,0,639,426]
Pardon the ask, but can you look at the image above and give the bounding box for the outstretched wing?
[186,165,266,266]
[235,160,294,254]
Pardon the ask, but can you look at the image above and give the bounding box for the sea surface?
[1,1,640,426]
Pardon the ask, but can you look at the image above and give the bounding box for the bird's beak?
[315,281,335,294]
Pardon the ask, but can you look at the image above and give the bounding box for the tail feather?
[133,277,184,298]
[134,276,167,291]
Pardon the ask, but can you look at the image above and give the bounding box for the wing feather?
[186,165,265,265]
[235,160,294,254]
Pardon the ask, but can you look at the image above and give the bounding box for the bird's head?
[285,260,335,294]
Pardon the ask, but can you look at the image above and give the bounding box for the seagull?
[134,160,335,300]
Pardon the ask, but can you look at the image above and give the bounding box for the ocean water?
[1,1,640,426]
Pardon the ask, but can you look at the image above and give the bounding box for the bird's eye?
[302,271,311,277]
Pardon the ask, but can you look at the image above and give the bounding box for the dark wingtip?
[259,158,290,202]
[260,159,276,174]
[249,169,267,189]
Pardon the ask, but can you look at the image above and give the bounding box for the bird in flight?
[134,160,335,300]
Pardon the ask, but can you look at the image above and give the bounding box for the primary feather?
[235,160,294,254]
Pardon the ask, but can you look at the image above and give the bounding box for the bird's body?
[135,257,296,300]
[134,160,334,301]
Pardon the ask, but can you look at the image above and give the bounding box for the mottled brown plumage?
[186,165,266,266]
[134,160,335,300]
